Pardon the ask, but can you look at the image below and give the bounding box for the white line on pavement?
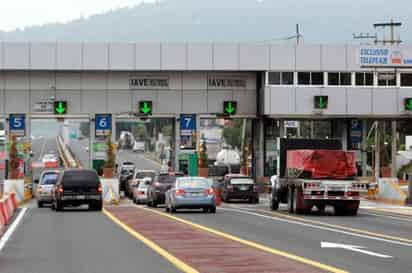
[359,212,412,223]
[0,208,27,252]
[220,207,412,247]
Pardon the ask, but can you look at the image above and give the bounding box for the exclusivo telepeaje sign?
[359,47,412,67]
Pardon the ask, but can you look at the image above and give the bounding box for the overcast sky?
[0,0,154,31]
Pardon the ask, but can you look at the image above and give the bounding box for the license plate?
[190,193,203,197]
[76,195,86,200]
[240,186,249,191]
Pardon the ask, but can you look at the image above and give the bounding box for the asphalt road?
[0,207,180,273]
[148,202,412,273]
[67,138,90,169]
[117,149,162,171]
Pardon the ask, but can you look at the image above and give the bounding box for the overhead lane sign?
[95,114,112,138]
[54,101,67,115]
[223,101,237,115]
[9,114,26,137]
[139,101,152,115]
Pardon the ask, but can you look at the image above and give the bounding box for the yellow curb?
[102,208,199,273]
[141,206,348,273]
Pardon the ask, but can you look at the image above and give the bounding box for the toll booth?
[178,152,198,176]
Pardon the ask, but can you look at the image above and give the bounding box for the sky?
[0,0,155,31]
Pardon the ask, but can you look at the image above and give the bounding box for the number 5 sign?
[95,114,112,138]
[9,114,26,136]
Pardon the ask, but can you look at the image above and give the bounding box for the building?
[0,42,411,178]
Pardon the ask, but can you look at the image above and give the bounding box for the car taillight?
[58,185,64,193]
[205,188,214,195]
[305,183,320,188]
[98,185,103,193]
[175,189,185,196]
[138,191,145,195]
[347,191,359,197]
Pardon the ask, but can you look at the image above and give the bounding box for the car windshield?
[230,178,254,185]
[158,175,176,184]
[178,179,209,189]
[121,169,132,175]
[136,172,155,179]
[138,183,149,189]
[41,174,58,185]
[62,171,100,186]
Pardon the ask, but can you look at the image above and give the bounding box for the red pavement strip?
[105,207,341,273]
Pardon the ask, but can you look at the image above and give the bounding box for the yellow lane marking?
[102,208,199,273]
[248,207,412,244]
[141,206,348,273]
[367,207,412,217]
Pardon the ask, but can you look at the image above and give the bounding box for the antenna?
[373,19,402,45]
[353,32,377,45]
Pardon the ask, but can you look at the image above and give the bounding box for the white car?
[42,154,59,168]
[133,141,145,153]
[132,177,151,204]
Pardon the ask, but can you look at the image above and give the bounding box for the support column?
[341,121,348,151]
[255,118,265,179]
[391,120,397,177]
[88,115,94,169]
[361,120,368,176]
[374,122,380,180]
[174,115,180,172]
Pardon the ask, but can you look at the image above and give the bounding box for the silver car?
[165,177,216,213]
[132,177,151,204]
[36,170,60,207]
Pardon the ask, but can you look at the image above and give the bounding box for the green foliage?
[198,135,208,168]
[104,135,116,169]
[8,135,20,178]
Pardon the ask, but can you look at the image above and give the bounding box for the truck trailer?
[270,138,368,215]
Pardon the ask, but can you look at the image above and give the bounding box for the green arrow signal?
[140,102,151,114]
[319,97,326,109]
[225,102,235,114]
[55,102,66,114]
[406,99,412,111]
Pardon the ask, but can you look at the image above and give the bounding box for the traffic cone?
[0,200,10,225]
[9,192,18,210]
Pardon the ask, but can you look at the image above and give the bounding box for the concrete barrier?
[3,180,25,204]
[377,178,408,205]
[101,178,120,205]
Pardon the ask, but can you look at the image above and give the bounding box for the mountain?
[0,0,411,43]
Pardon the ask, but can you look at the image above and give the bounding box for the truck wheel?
[316,204,326,213]
[37,201,43,208]
[294,188,311,215]
[345,201,360,216]
[210,206,216,213]
[287,188,294,213]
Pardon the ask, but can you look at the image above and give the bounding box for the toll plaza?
[0,42,410,192]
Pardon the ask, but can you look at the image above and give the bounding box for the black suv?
[147,172,183,207]
[52,169,103,211]
[220,174,259,203]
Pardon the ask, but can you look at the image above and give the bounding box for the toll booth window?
[298,72,310,85]
[328,72,351,86]
[355,72,374,86]
[268,72,294,85]
[311,72,324,85]
[401,73,412,87]
[378,73,396,86]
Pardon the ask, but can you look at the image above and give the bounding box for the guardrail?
[56,136,79,168]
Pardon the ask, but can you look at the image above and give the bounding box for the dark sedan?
[147,173,179,207]
[220,174,259,203]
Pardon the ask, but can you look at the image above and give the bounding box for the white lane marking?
[360,212,412,223]
[321,242,392,259]
[220,207,412,247]
[0,208,28,252]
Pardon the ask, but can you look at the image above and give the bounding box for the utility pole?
[296,24,301,45]
[353,19,402,45]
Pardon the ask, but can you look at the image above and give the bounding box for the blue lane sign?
[180,114,196,132]
[95,114,112,138]
[9,114,26,136]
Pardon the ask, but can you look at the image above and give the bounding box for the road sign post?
[180,114,196,150]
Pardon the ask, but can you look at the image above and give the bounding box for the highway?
[117,149,162,171]
[0,206,180,273]
[0,199,410,273]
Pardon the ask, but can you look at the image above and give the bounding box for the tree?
[104,135,115,169]
[8,135,20,179]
